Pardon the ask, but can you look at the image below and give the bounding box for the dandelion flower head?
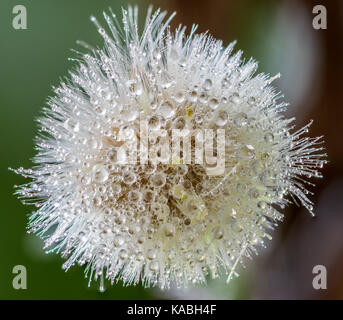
[13,6,326,290]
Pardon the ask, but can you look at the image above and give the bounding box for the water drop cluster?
[13,7,326,290]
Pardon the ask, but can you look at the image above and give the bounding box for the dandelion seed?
[11,6,326,290]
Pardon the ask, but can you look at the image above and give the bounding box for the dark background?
[1,0,342,299]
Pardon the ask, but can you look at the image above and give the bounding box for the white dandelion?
[12,6,326,290]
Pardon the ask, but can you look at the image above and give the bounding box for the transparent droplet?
[174,91,185,103]
[148,116,160,130]
[112,184,122,194]
[153,48,162,60]
[123,171,136,185]
[230,93,241,104]
[199,93,208,104]
[234,112,248,127]
[264,133,274,143]
[128,190,142,202]
[81,175,91,185]
[258,201,267,210]
[93,165,109,183]
[203,79,213,90]
[157,101,175,119]
[127,81,143,96]
[164,223,175,237]
[152,172,166,187]
[248,97,256,105]
[88,138,98,149]
[189,90,198,102]
[113,235,125,247]
[121,107,138,122]
[214,110,228,126]
[173,116,186,129]
[147,248,157,260]
[213,227,224,239]
[107,147,127,164]
[209,98,219,110]
[179,57,186,67]
[119,249,128,260]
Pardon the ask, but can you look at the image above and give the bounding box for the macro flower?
[13,6,326,290]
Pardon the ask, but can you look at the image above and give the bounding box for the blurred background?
[0,0,342,299]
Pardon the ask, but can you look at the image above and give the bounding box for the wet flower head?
[13,6,326,290]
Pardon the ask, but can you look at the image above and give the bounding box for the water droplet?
[121,106,138,122]
[93,165,109,183]
[123,171,136,185]
[173,116,186,129]
[209,98,219,110]
[264,133,274,143]
[164,223,175,237]
[147,248,157,260]
[203,79,213,90]
[199,93,208,104]
[214,110,228,126]
[149,261,159,271]
[234,112,248,127]
[189,90,198,102]
[107,147,127,164]
[174,91,185,103]
[157,101,175,119]
[179,57,186,67]
[119,249,128,260]
[81,175,91,185]
[128,190,142,202]
[127,80,143,96]
[153,48,161,60]
[113,235,124,247]
[152,172,166,187]
[258,201,267,210]
[248,97,256,105]
[213,227,224,239]
[230,93,241,104]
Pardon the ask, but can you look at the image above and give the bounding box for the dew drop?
[209,98,219,110]
[113,235,125,247]
[149,261,159,271]
[174,91,185,103]
[147,249,157,260]
[93,165,109,183]
[203,79,213,90]
[189,90,198,102]
[164,223,175,237]
[214,110,228,126]
[81,175,91,185]
[157,101,175,119]
[234,112,248,127]
[152,172,166,187]
[153,48,162,60]
[119,249,128,260]
[264,133,274,143]
[230,93,241,104]
[148,116,160,130]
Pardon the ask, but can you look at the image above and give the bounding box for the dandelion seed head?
[12,6,326,290]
